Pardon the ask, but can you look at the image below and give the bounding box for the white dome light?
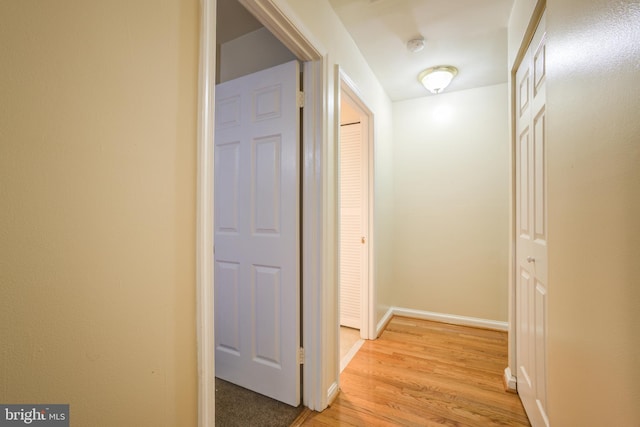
[418,66,458,94]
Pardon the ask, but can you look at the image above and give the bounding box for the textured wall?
[0,1,199,425]
[545,0,640,425]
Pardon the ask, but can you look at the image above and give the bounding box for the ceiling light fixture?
[418,66,458,94]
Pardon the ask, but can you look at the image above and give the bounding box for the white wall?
[276,0,395,405]
[508,0,540,68]
[218,27,296,83]
[392,84,510,321]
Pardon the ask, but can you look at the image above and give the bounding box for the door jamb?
[196,1,216,425]
[197,0,328,424]
[336,67,376,341]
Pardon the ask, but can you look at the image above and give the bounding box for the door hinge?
[297,91,305,108]
[297,347,305,364]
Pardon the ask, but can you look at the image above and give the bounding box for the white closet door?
[516,13,549,427]
[340,122,366,329]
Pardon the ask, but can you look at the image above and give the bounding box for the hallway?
[301,317,530,426]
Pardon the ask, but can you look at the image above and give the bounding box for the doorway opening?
[214,0,302,409]
[337,68,375,373]
[197,0,326,423]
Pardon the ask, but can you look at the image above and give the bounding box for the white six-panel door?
[214,60,300,406]
[515,13,548,427]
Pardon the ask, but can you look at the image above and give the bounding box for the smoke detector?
[407,38,425,53]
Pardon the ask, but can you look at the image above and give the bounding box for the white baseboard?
[326,381,339,405]
[504,367,517,391]
[389,306,508,331]
[376,307,508,334]
[376,307,394,337]
[340,339,364,373]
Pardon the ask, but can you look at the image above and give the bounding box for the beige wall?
[545,0,640,425]
[0,1,199,426]
[392,84,510,321]
[509,0,640,424]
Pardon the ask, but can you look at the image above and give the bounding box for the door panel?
[253,137,281,234]
[216,142,240,232]
[519,129,530,238]
[214,60,300,406]
[533,109,546,242]
[339,122,366,329]
[516,12,548,427]
[253,265,282,365]
[216,261,240,354]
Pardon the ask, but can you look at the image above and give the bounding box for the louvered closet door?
[339,122,366,329]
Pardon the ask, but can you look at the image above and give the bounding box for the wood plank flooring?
[299,316,530,426]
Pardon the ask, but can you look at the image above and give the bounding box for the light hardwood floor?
[340,326,361,361]
[297,316,530,426]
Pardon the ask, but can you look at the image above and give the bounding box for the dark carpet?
[215,378,304,426]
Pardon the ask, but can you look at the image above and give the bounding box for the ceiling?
[328,0,513,101]
[218,0,514,101]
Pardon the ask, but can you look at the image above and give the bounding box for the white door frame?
[336,67,376,341]
[196,0,328,425]
[195,1,216,425]
[505,0,546,393]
